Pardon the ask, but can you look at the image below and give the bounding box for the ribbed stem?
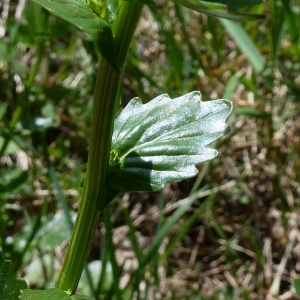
[57,2,143,294]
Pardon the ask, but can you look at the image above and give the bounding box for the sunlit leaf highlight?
[108,91,232,192]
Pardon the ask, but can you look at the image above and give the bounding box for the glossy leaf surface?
[108,92,232,191]
[0,252,27,300]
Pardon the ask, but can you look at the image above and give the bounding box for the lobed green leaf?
[108,91,232,192]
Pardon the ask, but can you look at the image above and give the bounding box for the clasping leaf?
[108,91,232,192]
[33,0,119,71]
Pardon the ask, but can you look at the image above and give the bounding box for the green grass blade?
[48,164,73,231]
[14,201,48,271]
[282,0,299,45]
[123,207,143,261]
[220,19,266,73]
[139,186,208,269]
[95,238,108,297]
[222,75,240,99]
[163,192,215,259]
[103,208,122,299]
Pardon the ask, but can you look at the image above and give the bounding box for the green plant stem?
[57,2,143,294]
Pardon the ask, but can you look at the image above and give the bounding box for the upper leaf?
[108,91,232,192]
[32,0,119,70]
[0,252,27,300]
[32,0,110,38]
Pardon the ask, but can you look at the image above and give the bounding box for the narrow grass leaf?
[282,0,299,45]
[234,107,271,119]
[220,19,266,73]
[140,186,208,269]
[103,208,122,299]
[48,164,73,231]
[123,187,208,295]
[123,208,143,261]
[222,75,239,99]
[163,192,214,259]
[269,0,285,62]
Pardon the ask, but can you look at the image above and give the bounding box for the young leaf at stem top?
[107,91,232,192]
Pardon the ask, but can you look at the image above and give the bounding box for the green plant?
[0,0,269,299]
[294,279,300,297]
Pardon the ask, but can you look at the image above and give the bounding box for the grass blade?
[220,19,266,73]
[139,186,208,269]
[162,192,215,259]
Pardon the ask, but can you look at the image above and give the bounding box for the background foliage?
[0,0,300,299]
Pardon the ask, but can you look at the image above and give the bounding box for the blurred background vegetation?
[1,0,300,299]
